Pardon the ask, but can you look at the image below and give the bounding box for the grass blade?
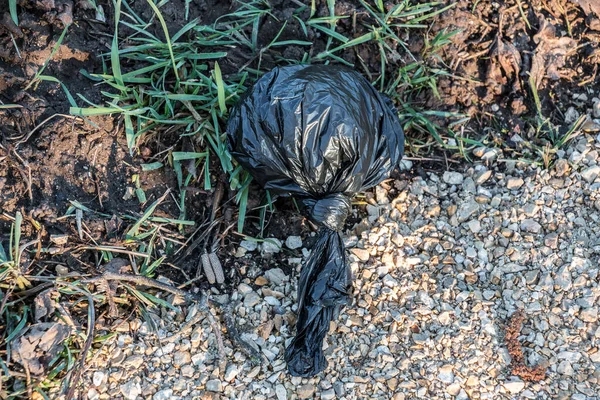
[126,190,170,238]
[145,0,179,80]
[25,24,70,90]
[214,61,227,115]
[9,0,18,25]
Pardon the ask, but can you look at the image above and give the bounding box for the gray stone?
[506,177,524,190]
[153,389,173,400]
[285,236,302,249]
[206,379,223,392]
[544,233,559,248]
[321,388,336,400]
[581,165,600,183]
[173,351,191,367]
[261,238,282,254]
[457,198,480,222]
[376,185,389,204]
[224,364,238,382]
[443,171,464,185]
[297,384,316,399]
[264,268,288,286]
[503,380,525,394]
[87,388,99,400]
[557,351,581,362]
[555,266,572,291]
[475,169,492,185]
[275,384,287,400]
[467,219,482,233]
[120,380,142,400]
[351,248,370,261]
[521,219,542,234]
[581,307,598,322]
[244,292,261,308]
[123,355,144,369]
[398,159,413,171]
[437,365,454,383]
[92,371,105,387]
[383,274,399,288]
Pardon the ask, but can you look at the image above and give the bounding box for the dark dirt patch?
[430,0,600,155]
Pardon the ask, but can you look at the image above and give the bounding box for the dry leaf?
[530,14,577,89]
[34,289,60,322]
[12,323,72,376]
[569,0,600,18]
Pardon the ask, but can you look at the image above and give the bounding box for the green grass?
[70,0,466,234]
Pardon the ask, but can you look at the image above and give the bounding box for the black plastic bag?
[227,64,404,377]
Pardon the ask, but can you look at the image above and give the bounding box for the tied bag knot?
[302,194,351,232]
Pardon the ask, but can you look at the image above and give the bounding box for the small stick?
[82,272,204,304]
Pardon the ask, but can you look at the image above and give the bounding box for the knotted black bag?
[227,64,404,377]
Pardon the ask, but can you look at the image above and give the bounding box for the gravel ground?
[80,135,600,400]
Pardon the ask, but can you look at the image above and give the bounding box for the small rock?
[475,169,492,185]
[351,248,370,261]
[237,283,253,295]
[153,389,173,400]
[50,234,69,245]
[87,388,99,400]
[261,238,282,254]
[555,266,572,291]
[224,364,239,382]
[275,384,287,400]
[383,274,399,288]
[120,380,142,400]
[521,219,542,234]
[206,379,223,392]
[557,360,573,375]
[446,383,461,396]
[92,371,105,387]
[264,268,288,286]
[173,351,191,367]
[123,355,144,369]
[581,307,598,322]
[437,365,454,384]
[564,106,579,124]
[321,388,336,400]
[244,292,261,308]
[506,177,524,190]
[457,199,480,222]
[297,384,315,399]
[554,159,570,176]
[376,185,389,204]
[581,165,600,183]
[544,233,559,249]
[503,380,525,394]
[443,171,464,185]
[467,219,481,233]
[398,159,413,170]
[285,236,302,249]
[255,276,269,286]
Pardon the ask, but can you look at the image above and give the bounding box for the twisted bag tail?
[285,194,352,377]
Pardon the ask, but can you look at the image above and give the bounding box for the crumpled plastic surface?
[227,64,404,377]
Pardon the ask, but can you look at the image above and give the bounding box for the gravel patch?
[80,136,600,399]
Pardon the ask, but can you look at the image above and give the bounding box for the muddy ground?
[0,0,600,395]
